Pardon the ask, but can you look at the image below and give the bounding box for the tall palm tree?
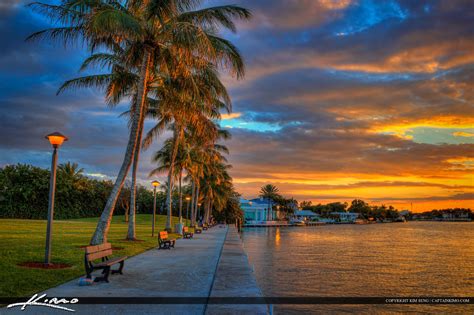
[30,0,251,244]
[260,184,280,221]
[144,60,232,231]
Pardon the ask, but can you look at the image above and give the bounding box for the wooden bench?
[182,226,193,239]
[193,226,203,234]
[158,231,176,249]
[84,243,127,282]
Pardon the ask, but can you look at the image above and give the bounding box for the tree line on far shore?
[299,199,472,220]
[298,199,401,220]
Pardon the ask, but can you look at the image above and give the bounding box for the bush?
[0,163,157,219]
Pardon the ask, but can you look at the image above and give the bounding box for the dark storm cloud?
[0,2,131,176]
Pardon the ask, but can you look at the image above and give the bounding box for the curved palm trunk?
[127,113,145,240]
[204,198,211,224]
[193,183,200,224]
[178,170,183,223]
[90,51,151,245]
[165,127,181,231]
[190,180,196,226]
[165,173,173,231]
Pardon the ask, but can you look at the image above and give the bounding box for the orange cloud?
[221,112,242,120]
[453,131,474,138]
[372,116,474,138]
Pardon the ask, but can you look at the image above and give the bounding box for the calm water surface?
[241,222,474,314]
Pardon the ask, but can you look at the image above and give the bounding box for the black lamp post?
[44,132,68,265]
[185,196,191,226]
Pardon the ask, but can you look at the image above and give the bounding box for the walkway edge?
[205,225,268,315]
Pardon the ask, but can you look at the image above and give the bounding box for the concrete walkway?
[4,225,267,315]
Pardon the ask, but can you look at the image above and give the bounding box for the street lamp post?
[185,196,191,226]
[44,132,68,265]
[151,181,160,237]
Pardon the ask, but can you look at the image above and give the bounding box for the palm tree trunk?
[165,172,174,231]
[190,180,196,226]
[124,202,129,222]
[127,115,145,240]
[165,127,180,231]
[178,170,183,223]
[208,199,214,224]
[90,51,151,245]
[194,183,200,224]
[204,199,211,224]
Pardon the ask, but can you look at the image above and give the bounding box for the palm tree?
[260,184,280,221]
[144,58,233,231]
[58,162,84,182]
[30,0,251,244]
[125,1,250,239]
[201,161,233,224]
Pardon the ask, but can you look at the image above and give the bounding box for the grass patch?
[0,214,183,297]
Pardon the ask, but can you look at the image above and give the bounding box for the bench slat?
[85,242,111,254]
[94,256,127,267]
[87,249,113,261]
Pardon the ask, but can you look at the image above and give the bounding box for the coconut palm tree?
[260,184,280,221]
[201,161,233,224]
[30,0,251,244]
[58,162,84,182]
[143,58,232,231]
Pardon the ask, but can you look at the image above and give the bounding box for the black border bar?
[1,297,472,305]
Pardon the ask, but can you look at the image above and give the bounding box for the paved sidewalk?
[3,225,268,315]
[4,225,228,315]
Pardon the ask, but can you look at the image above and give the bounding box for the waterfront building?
[240,197,272,223]
[330,212,359,222]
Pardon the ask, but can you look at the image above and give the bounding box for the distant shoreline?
[243,219,472,227]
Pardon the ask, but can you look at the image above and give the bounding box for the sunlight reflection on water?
[242,222,474,314]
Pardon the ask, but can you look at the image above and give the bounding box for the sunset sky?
[0,0,472,211]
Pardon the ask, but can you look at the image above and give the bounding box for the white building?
[330,212,359,222]
[240,197,275,223]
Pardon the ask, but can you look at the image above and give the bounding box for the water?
[241,222,474,314]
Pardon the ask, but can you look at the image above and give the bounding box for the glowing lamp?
[152,180,160,187]
[185,196,191,201]
[45,132,68,148]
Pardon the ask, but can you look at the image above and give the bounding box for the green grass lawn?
[0,214,184,297]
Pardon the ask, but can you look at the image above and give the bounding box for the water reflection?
[242,222,474,314]
[275,228,280,247]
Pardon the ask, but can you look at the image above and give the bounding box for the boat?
[289,218,306,226]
